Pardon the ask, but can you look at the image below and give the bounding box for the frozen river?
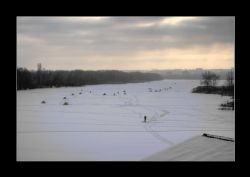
[17,80,234,161]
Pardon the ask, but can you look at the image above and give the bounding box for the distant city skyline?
[17,16,235,70]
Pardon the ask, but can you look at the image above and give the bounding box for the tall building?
[37,63,42,71]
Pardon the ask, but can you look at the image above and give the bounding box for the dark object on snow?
[79,92,82,95]
[144,116,147,123]
[219,107,233,111]
[103,93,106,96]
[202,133,234,142]
[63,97,67,99]
[63,101,69,105]
[72,93,74,96]
[41,100,46,104]
[220,100,234,110]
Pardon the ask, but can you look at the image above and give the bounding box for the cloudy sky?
[17,16,234,70]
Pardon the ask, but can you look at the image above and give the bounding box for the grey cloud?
[115,17,234,45]
[17,16,235,69]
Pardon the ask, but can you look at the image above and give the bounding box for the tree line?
[192,70,234,110]
[17,68,163,90]
[192,70,234,96]
[200,71,220,86]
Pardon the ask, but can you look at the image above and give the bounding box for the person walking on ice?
[144,115,147,123]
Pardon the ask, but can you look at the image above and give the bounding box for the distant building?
[37,63,42,71]
[195,68,203,71]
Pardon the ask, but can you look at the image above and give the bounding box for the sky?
[17,16,235,71]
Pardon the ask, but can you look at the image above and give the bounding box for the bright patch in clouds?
[135,22,155,28]
[160,17,199,26]
[62,17,110,22]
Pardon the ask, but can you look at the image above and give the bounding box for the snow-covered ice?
[17,80,234,161]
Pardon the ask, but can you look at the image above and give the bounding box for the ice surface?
[17,80,234,161]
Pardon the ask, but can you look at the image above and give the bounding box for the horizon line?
[17,67,234,71]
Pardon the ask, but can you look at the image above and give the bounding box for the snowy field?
[17,80,234,161]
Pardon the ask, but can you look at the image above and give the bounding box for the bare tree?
[201,71,211,86]
[211,73,220,86]
[200,71,220,86]
[226,69,234,87]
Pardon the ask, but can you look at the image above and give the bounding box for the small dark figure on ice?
[144,116,147,123]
